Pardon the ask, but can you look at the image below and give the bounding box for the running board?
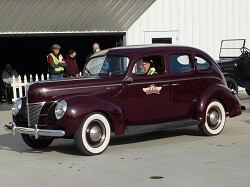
[124,119,200,135]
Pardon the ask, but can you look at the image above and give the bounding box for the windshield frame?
[83,55,130,77]
[219,39,246,59]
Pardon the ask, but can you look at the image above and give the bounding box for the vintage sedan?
[4,44,243,156]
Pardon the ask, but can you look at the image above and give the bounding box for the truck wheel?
[199,100,226,136]
[246,89,250,96]
[21,134,54,149]
[226,77,238,94]
[74,113,111,156]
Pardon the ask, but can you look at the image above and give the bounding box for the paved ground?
[0,92,250,187]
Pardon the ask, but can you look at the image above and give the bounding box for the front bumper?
[4,122,65,139]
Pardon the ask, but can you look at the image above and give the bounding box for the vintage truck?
[217,39,250,95]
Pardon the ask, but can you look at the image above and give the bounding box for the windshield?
[83,55,129,76]
[219,39,245,58]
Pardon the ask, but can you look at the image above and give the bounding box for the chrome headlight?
[12,98,22,115]
[55,100,67,120]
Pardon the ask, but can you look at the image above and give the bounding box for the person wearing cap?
[141,58,158,75]
[47,44,67,80]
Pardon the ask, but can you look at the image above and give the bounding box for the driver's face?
[141,61,150,73]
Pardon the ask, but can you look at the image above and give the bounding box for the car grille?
[27,103,44,127]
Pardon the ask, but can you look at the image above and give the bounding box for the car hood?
[27,76,124,103]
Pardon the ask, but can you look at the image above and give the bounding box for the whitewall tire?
[199,100,226,136]
[74,113,111,156]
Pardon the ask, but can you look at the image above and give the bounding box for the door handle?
[162,84,170,87]
[107,87,116,90]
[171,83,179,86]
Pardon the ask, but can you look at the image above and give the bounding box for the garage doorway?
[0,33,125,77]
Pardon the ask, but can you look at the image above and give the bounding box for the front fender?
[56,95,125,136]
[194,84,242,125]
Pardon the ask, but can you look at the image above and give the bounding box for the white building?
[127,0,250,60]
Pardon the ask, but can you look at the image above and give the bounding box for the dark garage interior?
[0,33,125,78]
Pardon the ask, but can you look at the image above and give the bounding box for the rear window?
[170,54,193,74]
[195,56,211,71]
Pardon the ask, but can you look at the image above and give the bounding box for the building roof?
[0,0,155,35]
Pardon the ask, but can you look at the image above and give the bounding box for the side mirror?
[125,77,133,84]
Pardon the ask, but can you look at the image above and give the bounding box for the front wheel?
[246,89,250,96]
[21,134,54,149]
[226,77,238,94]
[199,100,226,136]
[74,113,111,156]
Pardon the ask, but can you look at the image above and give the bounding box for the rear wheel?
[225,77,238,94]
[21,134,54,149]
[74,113,111,156]
[199,100,226,136]
[246,89,250,96]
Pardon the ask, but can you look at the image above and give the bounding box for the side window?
[195,56,211,71]
[170,54,193,74]
[132,56,164,76]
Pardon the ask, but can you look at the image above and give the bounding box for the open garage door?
[0,33,125,76]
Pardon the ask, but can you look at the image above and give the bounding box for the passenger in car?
[100,58,110,74]
[141,58,158,75]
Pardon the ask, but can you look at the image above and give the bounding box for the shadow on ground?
[0,102,13,111]
[0,126,202,156]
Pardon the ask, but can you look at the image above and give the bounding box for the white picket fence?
[11,74,50,101]
[11,73,82,101]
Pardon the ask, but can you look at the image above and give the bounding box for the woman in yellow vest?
[47,44,67,80]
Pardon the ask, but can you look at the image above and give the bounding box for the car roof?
[90,44,204,58]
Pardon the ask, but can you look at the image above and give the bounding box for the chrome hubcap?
[209,111,219,125]
[207,107,222,129]
[86,120,106,148]
[90,126,102,142]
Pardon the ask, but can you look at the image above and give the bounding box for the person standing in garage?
[86,43,101,61]
[47,44,67,80]
[64,49,79,77]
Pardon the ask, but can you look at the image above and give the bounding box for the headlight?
[55,100,67,120]
[12,98,22,115]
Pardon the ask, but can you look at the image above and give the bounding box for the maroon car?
[5,45,243,156]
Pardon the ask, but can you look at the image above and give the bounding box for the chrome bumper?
[4,122,65,139]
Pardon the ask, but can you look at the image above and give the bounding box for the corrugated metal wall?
[0,0,155,34]
[127,0,250,60]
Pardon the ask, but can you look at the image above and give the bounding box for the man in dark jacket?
[64,49,80,77]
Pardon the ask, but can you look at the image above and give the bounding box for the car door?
[168,51,200,121]
[125,53,171,125]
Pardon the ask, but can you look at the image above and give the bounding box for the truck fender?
[56,95,125,136]
[193,84,242,125]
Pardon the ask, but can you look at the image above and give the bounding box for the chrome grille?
[27,103,44,127]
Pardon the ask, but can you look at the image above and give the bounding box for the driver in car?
[141,58,158,75]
